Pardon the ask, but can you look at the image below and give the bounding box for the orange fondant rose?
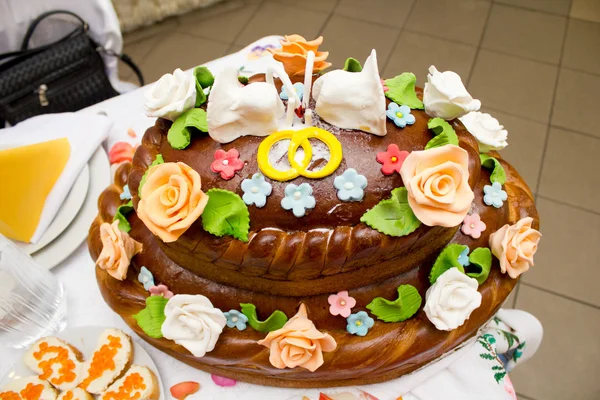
[137,162,209,243]
[97,221,143,280]
[257,304,336,372]
[489,217,541,279]
[269,35,331,77]
[400,145,474,227]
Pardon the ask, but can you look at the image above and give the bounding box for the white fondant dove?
[207,64,299,143]
[312,49,386,136]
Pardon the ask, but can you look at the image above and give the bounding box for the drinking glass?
[0,234,67,348]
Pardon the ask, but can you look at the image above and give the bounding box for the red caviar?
[103,373,147,400]
[20,383,44,400]
[0,391,21,400]
[79,335,122,389]
[34,342,77,385]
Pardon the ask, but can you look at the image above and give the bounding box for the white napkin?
[0,113,111,243]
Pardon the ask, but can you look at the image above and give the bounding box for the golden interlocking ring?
[257,127,343,181]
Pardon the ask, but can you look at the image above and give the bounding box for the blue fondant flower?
[224,310,249,331]
[280,82,304,101]
[458,246,471,267]
[386,103,416,128]
[483,182,508,208]
[281,183,316,217]
[120,184,132,200]
[346,311,375,337]
[334,168,368,202]
[241,173,272,208]
[138,266,155,291]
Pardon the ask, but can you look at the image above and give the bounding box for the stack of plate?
[13,148,111,269]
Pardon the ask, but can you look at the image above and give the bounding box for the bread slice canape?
[23,337,84,391]
[101,366,159,400]
[78,328,132,394]
[0,376,58,400]
[56,388,92,400]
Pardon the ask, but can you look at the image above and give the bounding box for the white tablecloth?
[0,36,542,400]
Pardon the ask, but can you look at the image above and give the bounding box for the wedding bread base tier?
[88,156,537,388]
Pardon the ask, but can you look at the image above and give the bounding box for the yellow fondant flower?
[489,217,541,279]
[257,304,337,372]
[96,221,143,280]
[137,162,209,243]
[269,35,331,77]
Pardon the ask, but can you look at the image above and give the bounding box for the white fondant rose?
[423,66,481,120]
[161,294,226,357]
[144,68,196,121]
[424,268,482,331]
[460,111,508,152]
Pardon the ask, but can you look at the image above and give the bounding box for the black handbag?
[0,10,144,127]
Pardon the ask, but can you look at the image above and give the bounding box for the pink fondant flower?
[461,213,487,239]
[327,291,356,318]
[211,149,244,180]
[211,374,236,387]
[381,79,389,93]
[149,284,174,299]
[376,144,409,175]
[108,142,136,164]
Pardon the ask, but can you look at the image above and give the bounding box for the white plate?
[0,326,165,400]
[32,147,110,269]
[15,165,90,255]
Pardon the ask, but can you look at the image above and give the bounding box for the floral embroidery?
[281,183,316,217]
[280,82,304,101]
[504,375,517,400]
[458,247,471,267]
[346,311,374,336]
[333,168,368,202]
[327,291,356,318]
[224,310,248,331]
[462,213,486,239]
[119,184,132,201]
[138,267,155,291]
[149,284,173,299]
[108,142,135,165]
[211,149,244,180]
[477,333,507,384]
[386,103,416,128]
[376,144,409,175]
[241,173,272,207]
[483,182,507,208]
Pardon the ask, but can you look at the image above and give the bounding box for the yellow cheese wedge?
[0,138,70,242]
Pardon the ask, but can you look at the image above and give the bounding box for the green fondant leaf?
[384,73,424,110]
[133,296,169,339]
[366,284,422,323]
[479,154,507,185]
[113,200,134,233]
[343,57,363,72]
[239,303,288,332]
[360,187,421,237]
[138,154,165,197]
[238,75,249,85]
[168,108,208,150]
[195,66,215,89]
[201,189,250,242]
[466,247,492,285]
[425,118,459,150]
[194,66,214,106]
[429,244,467,284]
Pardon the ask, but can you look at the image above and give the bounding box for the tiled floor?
[119,0,600,398]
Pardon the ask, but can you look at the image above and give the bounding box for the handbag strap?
[21,10,87,51]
